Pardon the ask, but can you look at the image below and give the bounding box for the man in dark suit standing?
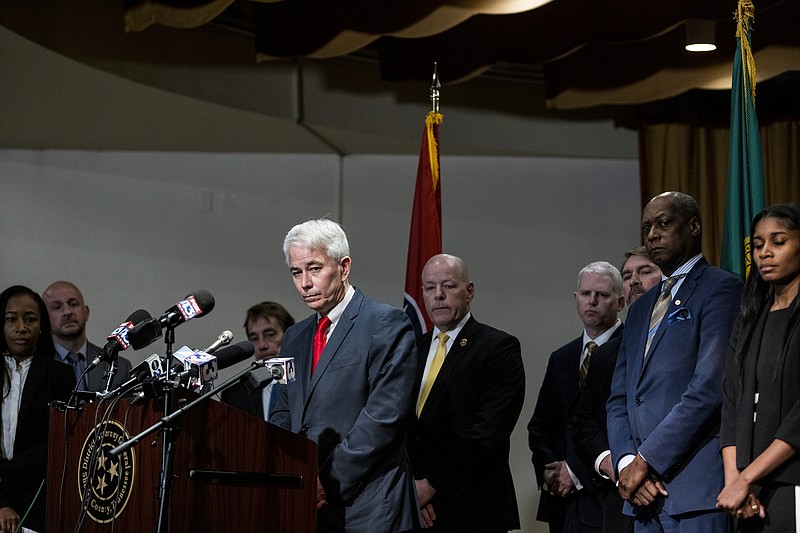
[528,261,625,533]
[607,192,742,532]
[221,301,294,421]
[42,281,133,392]
[407,254,525,532]
[270,218,419,533]
[571,247,661,533]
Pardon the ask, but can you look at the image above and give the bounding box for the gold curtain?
[639,118,800,267]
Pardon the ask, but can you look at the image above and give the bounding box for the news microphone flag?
[404,111,443,338]
[721,0,766,280]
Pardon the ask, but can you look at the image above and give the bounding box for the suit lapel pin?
[460,338,467,347]
[675,299,681,306]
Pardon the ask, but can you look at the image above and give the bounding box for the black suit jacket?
[0,354,75,531]
[528,326,623,532]
[407,316,525,532]
[572,331,632,533]
[85,342,133,392]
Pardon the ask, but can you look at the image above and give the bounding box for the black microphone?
[128,290,215,350]
[88,309,152,371]
[203,330,233,354]
[215,341,255,370]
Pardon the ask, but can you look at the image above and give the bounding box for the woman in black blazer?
[718,203,800,531]
[1,285,75,533]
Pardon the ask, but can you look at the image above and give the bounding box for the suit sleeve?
[426,334,525,497]
[528,352,561,487]
[319,307,417,505]
[607,331,636,472]
[637,274,742,479]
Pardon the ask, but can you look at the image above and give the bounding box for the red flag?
[404,111,443,338]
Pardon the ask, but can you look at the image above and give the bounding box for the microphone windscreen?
[127,308,152,325]
[188,290,215,316]
[214,341,255,370]
[128,318,162,350]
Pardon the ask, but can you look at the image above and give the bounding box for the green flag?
[721,0,766,279]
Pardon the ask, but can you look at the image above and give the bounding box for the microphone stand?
[103,357,119,394]
[156,326,177,533]
[108,359,270,529]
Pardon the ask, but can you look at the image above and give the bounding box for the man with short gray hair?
[528,261,625,532]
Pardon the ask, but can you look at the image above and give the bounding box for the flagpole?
[403,63,444,338]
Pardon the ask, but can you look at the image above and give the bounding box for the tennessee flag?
[721,0,766,279]
[404,111,443,338]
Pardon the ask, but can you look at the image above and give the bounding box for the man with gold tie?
[407,253,525,532]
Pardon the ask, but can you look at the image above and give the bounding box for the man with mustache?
[528,261,625,532]
[571,247,661,532]
[42,281,133,392]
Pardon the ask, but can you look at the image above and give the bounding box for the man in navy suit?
[407,254,525,532]
[222,301,294,421]
[270,218,419,533]
[528,261,625,532]
[607,192,742,532]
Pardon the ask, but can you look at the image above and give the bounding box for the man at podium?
[271,219,420,533]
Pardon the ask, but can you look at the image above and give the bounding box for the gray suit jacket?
[271,288,419,532]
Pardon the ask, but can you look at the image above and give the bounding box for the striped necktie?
[579,341,598,386]
[645,276,683,357]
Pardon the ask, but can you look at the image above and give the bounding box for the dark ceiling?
[119,0,800,125]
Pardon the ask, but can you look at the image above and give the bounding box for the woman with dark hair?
[1,285,75,533]
[717,203,800,531]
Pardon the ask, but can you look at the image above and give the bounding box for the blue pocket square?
[668,307,692,324]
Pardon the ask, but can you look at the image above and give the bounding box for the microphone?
[130,353,167,381]
[128,290,215,350]
[88,309,152,371]
[203,330,233,354]
[173,341,255,390]
[244,357,296,393]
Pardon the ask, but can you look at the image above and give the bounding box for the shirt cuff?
[565,462,583,491]
[594,450,612,479]
[617,453,635,476]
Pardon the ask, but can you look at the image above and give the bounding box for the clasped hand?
[716,474,764,519]
[544,460,576,498]
[618,454,668,507]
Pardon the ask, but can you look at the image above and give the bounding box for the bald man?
[43,281,133,392]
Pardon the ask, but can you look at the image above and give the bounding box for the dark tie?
[68,351,88,390]
[312,316,332,373]
[645,276,683,357]
[579,341,598,386]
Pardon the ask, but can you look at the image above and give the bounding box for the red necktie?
[312,316,332,373]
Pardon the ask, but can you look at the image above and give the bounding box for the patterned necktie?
[68,351,88,390]
[579,341,598,386]
[416,332,449,417]
[311,316,332,373]
[645,276,683,357]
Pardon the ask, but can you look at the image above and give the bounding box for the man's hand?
[545,460,576,497]
[0,506,20,533]
[420,503,436,528]
[415,478,436,507]
[316,477,327,509]
[415,479,437,527]
[599,455,616,482]
[618,454,667,505]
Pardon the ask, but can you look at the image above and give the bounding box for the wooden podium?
[46,389,317,532]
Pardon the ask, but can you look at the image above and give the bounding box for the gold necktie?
[417,332,449,417]
[579,341,597,386]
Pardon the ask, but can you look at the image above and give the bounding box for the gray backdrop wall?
[1,148,640,531]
